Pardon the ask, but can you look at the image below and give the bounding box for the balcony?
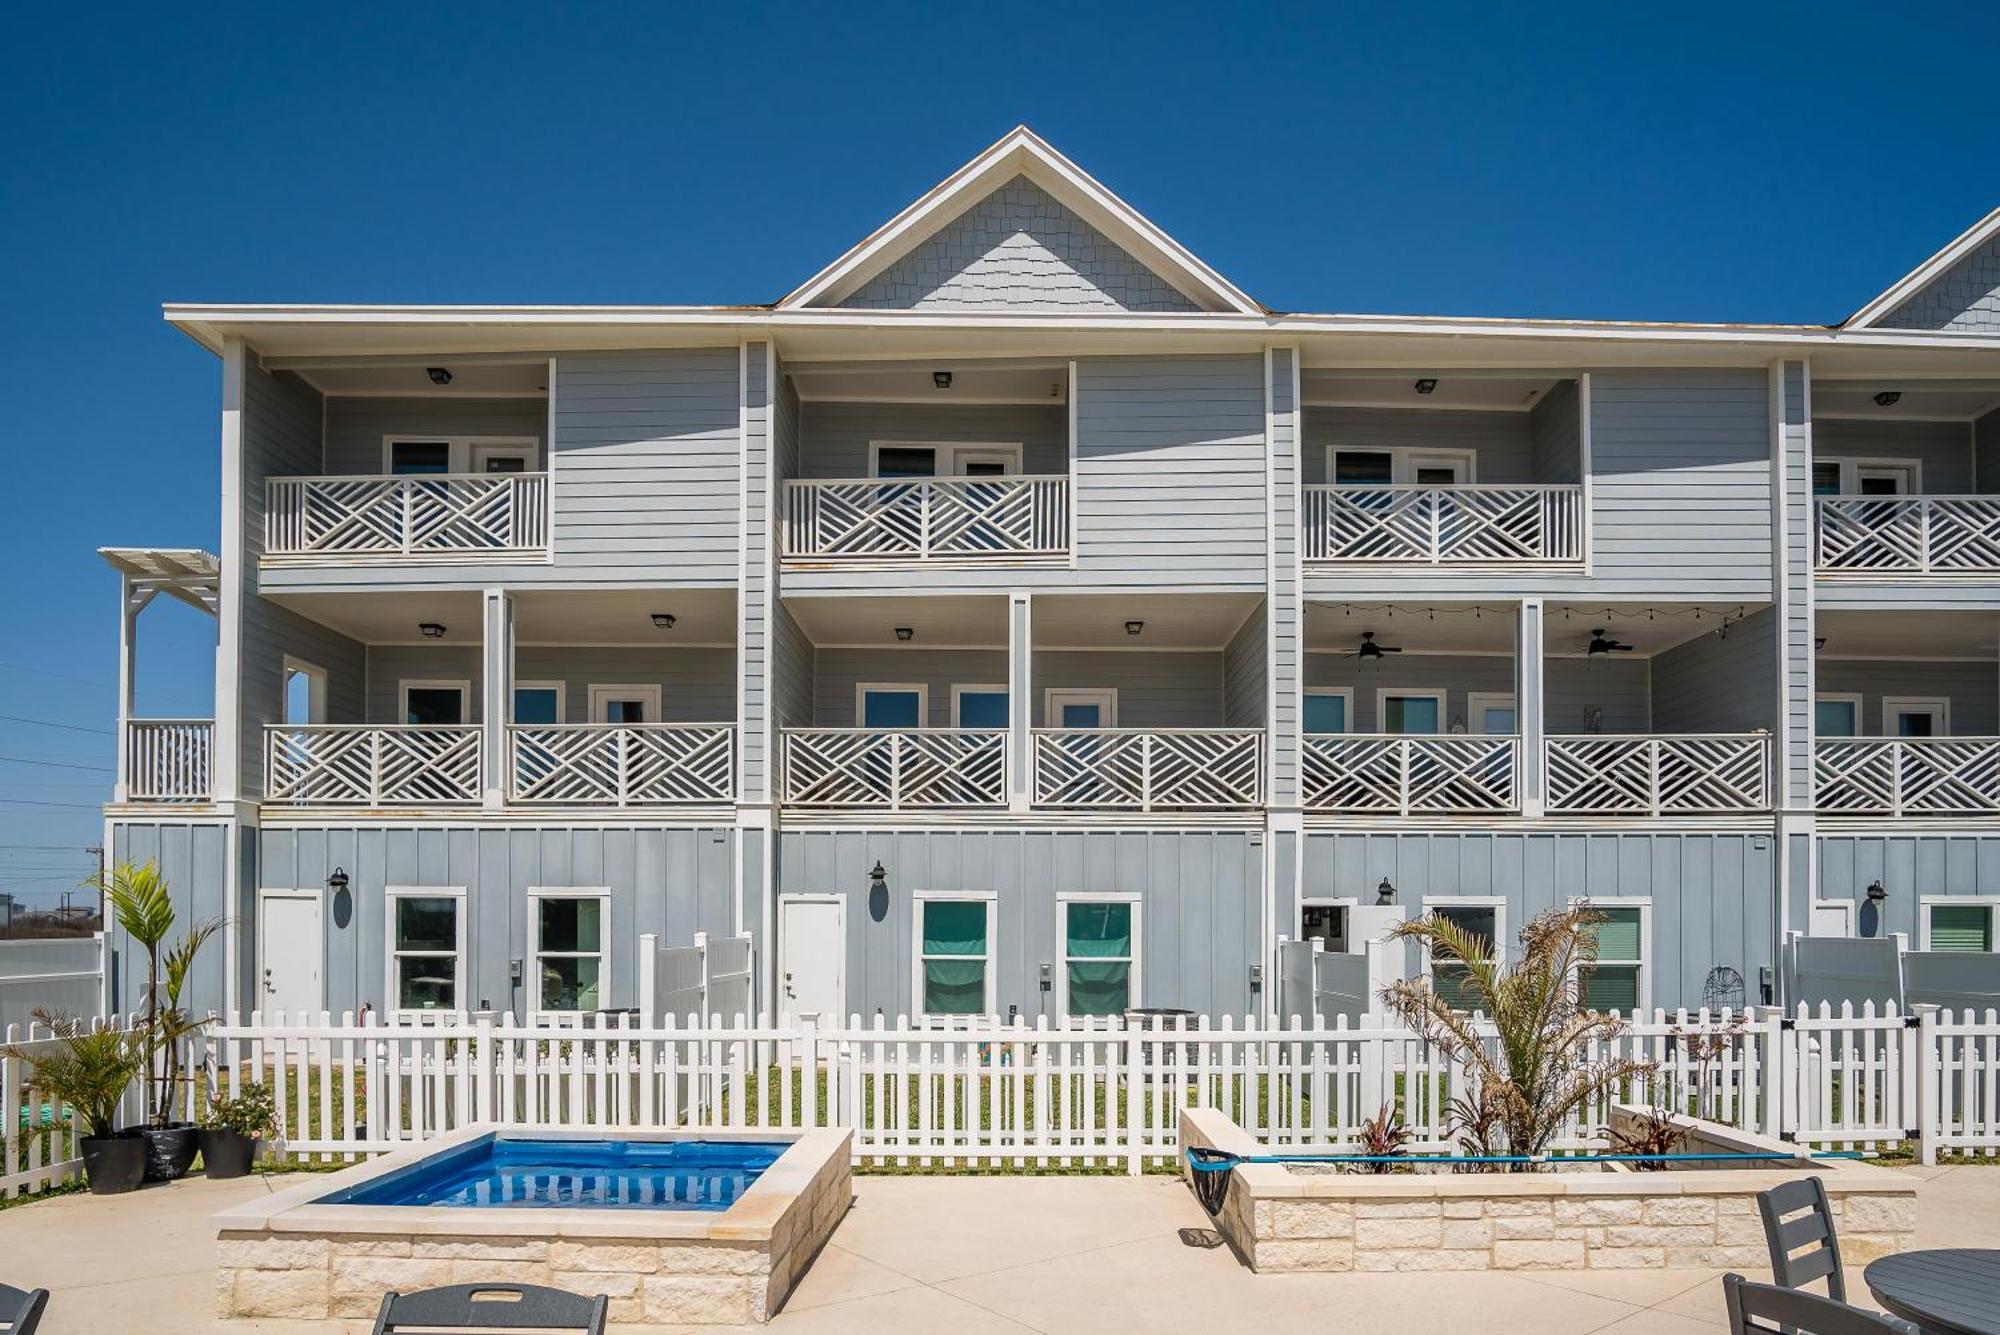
[1815,738,2000,816]
[1814,496,2000,575]
[1303,735,1518,814]
[782,476,1069,564]
[1032,729,1264,811]
[1544,734,1771,815]
[508,725,735,807]
[264,725,483,806]
[1303,484,1584,565]
[123,720,213,803]
[264,473,550,563]
[781,729,1008,810]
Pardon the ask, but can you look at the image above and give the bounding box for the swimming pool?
[319,1135,787,1211]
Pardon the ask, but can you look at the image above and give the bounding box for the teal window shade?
[1428,904,1498,1013]
[862,690,922,729]
[956,690,1008,729]
[1929,904,1994,953]
[514,687,561,725]
[1304,693,1347,734]
[1064,902,1134,1016]
[1580,905,1644,1013]
[1581,965,1640,1012]
[920,900,990,1015]
[1383,695,1441,734]
[1591,906,1643,962]
[1815,699,1857,738]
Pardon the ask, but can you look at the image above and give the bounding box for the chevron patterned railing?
[1032,729,1264,811]
[1304,484,1583,564]
[783,476,1068,562]
[264,726,483,806]
[781,729,1008,809]
[1301,735,1519,814]
[1546,734,1771,815]
[508,725,735,806]
[265,474,549,560]
[1815,496,2000,574]
[1815,738,2000,816]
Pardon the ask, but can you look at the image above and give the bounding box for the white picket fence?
[172,1001,1999,1172]
[1,1015,193,1200]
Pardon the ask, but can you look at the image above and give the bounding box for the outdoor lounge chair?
[1756,1175,1846,1300]
[371,1284,608,1334]
[1722,1273,1915,1335]
[0,1284,48,1335]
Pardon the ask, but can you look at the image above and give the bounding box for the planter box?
[1181,1106,1917,1274]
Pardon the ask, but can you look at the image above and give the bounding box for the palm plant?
[1382,903,1655,1164]
[92,860,219,1126]
[3,1010,145,1140]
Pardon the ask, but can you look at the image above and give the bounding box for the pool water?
[320,1137,788,1212]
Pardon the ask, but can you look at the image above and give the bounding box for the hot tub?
[214,1125,851,1326]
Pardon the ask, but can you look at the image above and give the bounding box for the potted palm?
[197,1082,273,1179]
[3,1011,147,1194]
[95,860,220,1181]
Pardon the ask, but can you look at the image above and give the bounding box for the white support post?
[115,574,137,803]
[638,933,659,1024]
[1008,590,1032,813]
[481,588,513,810]
[213,338,246,804]
[1517,598,1546,817]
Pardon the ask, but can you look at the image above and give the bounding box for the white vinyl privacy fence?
[0,936,106,1032]
[162,1001,2000,1172]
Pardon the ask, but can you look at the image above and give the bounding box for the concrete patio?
[1,1163,1992,1333]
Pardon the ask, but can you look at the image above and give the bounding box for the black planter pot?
[79,1135,147,1195]
[196,1128,259,1179]
[130,1123,200,1182]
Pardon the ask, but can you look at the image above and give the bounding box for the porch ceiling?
[1816,377,2000,422]
[265,587,738,646]
[1818,609,2000,660]
[1300,371,1561,412]
[788,360,1067,404]
[1305,600,1759,658]
[782,591,1259,649]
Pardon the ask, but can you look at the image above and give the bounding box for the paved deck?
[3,1163,1993,1333]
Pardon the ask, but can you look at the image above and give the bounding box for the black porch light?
[419,622,447,639]
[1865,879,1888,905]
[327,867,350,893]
[932,370,953,390]
[426,367,453,386]
[894,626,914,642]
[651,612,677,629]
[1376,876,1397,905]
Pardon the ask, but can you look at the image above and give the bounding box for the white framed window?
[868,442,1024,479]
[1377,688,1446,735]
[1815,693,1863,739]
[513,681,567,725]
[1299,898,1356,953]
[400,679,471,726]
[1465,692,1517,736]
[1304,688,1352,735]
[1811,456,1924,497]
[913,891,997,1019]
[587,683,661,724]
[383,435,540,475]
[1571,897,1650,1014]
[385,887,466,1018]
[530,888,610,1017]
[1420,897,1506,1011]
[1328,446,1477,487]
[856,682,927,729]
[1921,897,2000,952]
[1056,893,1141,1018]
[950,684,1009,729]
[283,656,328,725]
[1884,697,1950,738]
[1044,688,1117,728]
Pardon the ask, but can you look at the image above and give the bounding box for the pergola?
[97,548,220,802]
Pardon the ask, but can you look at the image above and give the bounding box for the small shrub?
[203,1082,276,1138]
[1608,1105,1684,1171]
[1353,1103,1410,1174]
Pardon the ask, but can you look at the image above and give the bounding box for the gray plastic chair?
[371,1284,607,1334]
[1723,1273,1917,1335]
[1756,1175,1846,1300]
[0,1284,48,1335]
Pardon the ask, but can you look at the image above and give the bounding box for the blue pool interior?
[318,1136,790,1212]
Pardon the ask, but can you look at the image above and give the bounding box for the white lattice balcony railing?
[1033,729,1264,811]
[1815,496,2000,574]
[264,473,550,561]
[1546,734,1771,815]
[1815,738,2000,815]
[1301,735,1519,814]
[1303,484,1583,564]
[264,726,483,806]
[783,476,1068,562]
[508,725,735,806]
[781,729,1007,810]
[124,719,212,802]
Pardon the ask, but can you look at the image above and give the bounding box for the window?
[951,685,1009,729]
[1815,694,1862,739]
[283,657,328,725]
[388,441,452,475]
[1329,446,1476,486]
[532,890,609,1016]
[1304,689,1351,735]
[1044,688,1117,728]
[387,888,465,1017]
[857,683,926,729]
[1466,693,1517,736]
[1812,457,1923,497]
[1059,896,1140,1017]
[1300,902,1349,952]
[513,682,565,725]
[1423,899,1504,1012]
[383,436,540,475]
[587,684,660,725]
[1884,697,1949,738]
[1924,900,1999,952]
[1576,900,1649,1014]
[1378,689,1445,735]
[868,442,1023,479]
[914,893,996,1018]
[400,679,470,726]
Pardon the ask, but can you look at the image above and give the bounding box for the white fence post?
[1916,1004,1940,1167]
[637,934,659,1025]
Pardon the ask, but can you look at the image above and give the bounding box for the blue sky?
[1,2,1996,904]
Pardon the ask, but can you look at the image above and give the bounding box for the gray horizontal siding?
[1816,660,1998,735]
[1223,603,1267,728]
[1529,380,1584,485]
[1815,418,1973,494]
[1301,407,1537,486]
[1648,607,1777,734]
[808,648,1225,728]
[1301,653,1649,733]
[793,401,1066,479]
[363,646,736,724]
[322,397,547,475]
[257,825,736,1016]
[772,603,815,729]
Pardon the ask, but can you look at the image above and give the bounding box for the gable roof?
[778,126,1260,315]
[1845,205,2000,331]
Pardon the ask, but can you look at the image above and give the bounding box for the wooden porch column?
[1009,590,1033,812]
[1517,598,1546,816]
[481,587,513,810]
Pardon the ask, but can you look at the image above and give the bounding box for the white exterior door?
[258,892,323,1018]
[778,897,845,1024]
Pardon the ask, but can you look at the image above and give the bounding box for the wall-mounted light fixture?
[419,622,447,639]
[1413,378,1438,395]
[932,370,953,390]
[1873,391,1902,407]
[1865,879,1888,904]
[426,367,453,386]
[650,612,676,629]
[1124,620,1144,636]
[1376,876,1397,905]
[869,861,888,890]
[894,626,914,642]
[327,867,350,893]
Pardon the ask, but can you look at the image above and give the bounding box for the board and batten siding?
[1648,607,1777,735]
[321,397,549,475]
[110,820,233,1016]
[363,646,736,725]
[256,825,736,1016]
[1815,835,2000,945]
[777,827,1261,1019]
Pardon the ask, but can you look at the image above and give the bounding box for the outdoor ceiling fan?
[1586,628,1636,656]
[1355,631,1403,659]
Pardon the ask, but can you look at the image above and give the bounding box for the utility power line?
[0,714,114,736]
[0,754,113,773]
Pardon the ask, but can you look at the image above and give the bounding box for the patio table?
[1866,1250,2000,1335]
